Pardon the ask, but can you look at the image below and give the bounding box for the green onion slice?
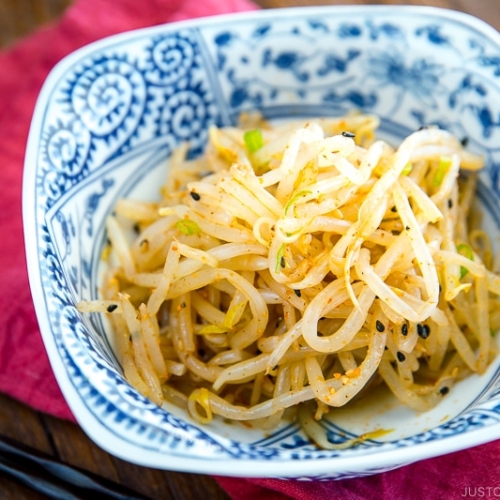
[175,219,201,235]
[244,129,264,154]
[434,156,452,186]
[457,242,474,279]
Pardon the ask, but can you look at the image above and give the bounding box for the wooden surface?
[2,0,500,499]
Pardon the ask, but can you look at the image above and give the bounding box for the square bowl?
[23,5,500,479]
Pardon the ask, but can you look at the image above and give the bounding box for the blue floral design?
[367,49,445,109]
[415,24,450,46]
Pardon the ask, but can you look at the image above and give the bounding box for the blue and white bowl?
[23,5,500,479]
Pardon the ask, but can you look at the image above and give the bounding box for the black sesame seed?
[190,191,201,201]
[461,136,469,147]
[447,199,453,209]
[342,131,356,138]
[405,225,410,231]
[439,386,450,395]
[375,320,385,332]
[401,323,408,336]
[106,304,118,313]
[294,289,302,298]
[423,324,431,338]
[417,323,424,337]
[396,351,406,362]
[280,256,286,268]
[417,323,430,339]
[391,206,397,213]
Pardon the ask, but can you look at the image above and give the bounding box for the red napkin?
[2,0,500,499]
[216,440,500,499]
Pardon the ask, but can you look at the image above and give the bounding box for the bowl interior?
[26,5,500,477]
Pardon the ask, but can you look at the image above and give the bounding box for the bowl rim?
[22,4,500,477]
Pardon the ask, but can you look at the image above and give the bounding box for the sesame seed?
[401,323,408,336]
[190,191,201,201]
[107,304,118,313]
[417,323,430,339]
[439,386,449,395]
[342,131,355,138]
[447,199,453,209]
[396,351,406,362]
[375,320,385,332]
[294,289,301,298]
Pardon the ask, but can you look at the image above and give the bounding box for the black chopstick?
[0,435,150,499]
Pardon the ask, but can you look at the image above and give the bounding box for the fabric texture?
[216,440,500,499]
[1,0,499,499]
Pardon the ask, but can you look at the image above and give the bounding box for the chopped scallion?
[457,243,473,279]
[175,219,201,235]
[244,129,264,154]
[434,156,452,186]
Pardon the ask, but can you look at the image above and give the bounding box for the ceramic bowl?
[23,5,500,479]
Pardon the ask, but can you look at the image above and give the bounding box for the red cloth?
[2,1,500,499]
[216,440,500,499]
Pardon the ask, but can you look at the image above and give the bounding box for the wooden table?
[2,0,500,498]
